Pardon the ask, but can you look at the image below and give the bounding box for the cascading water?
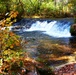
[22,20,72,37]
[12,18,73,38]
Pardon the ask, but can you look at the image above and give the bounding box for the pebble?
[54,63,76,75]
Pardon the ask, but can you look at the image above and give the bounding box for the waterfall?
[23,20,71,37]
[12,19,73,38]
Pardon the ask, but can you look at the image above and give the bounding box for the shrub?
[0,11,23,60]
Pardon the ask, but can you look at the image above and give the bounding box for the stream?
[12,18,76,69]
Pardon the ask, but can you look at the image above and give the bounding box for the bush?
[0,11,23,60]
[0,10,26,74]
[0,3,7,13]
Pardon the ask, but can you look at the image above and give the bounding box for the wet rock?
[36,40,75,68]
[37,40,72,56]
[70,24,76,36]
[37,67,55,75]
[26,70,39,75]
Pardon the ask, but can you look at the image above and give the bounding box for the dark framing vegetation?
[0,0,76,75]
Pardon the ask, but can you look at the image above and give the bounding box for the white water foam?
[23,20,71,37]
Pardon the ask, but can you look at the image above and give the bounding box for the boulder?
[70,24,76,36]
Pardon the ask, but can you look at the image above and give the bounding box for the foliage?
[9,2,24,17]
[0,11,23,62]
[74,18,76,23]
[0,57,30,74]
[40,1,56,11]
[0,0,75,18]
[22,0,41,15]
[0,3,7,13]
[21,0,75,18]
[0,56,55,75]
[0,0,24,19]
[69,0,76,13]
[0,10,27,74]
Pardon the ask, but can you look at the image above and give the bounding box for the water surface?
[13,18,76,67]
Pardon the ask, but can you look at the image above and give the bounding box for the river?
[12,18,76,69]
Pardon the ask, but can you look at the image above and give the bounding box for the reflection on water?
[69,37,76,48]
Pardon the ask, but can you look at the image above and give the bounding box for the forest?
[0,0,76,18]
[0,0,76,75]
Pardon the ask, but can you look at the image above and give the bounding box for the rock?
[37,67,55,75]
[70,24,76,36]
[26,70,39,75]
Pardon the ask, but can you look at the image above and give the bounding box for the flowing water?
[24,20,71,37]
[13,18,73,37]
[12,18,76,68]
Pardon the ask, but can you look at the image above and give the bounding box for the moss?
[70,27,75,33]
[74,18,76,23]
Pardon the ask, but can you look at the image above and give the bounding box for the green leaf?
[12,72,16,75]
[19,61,23,67]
